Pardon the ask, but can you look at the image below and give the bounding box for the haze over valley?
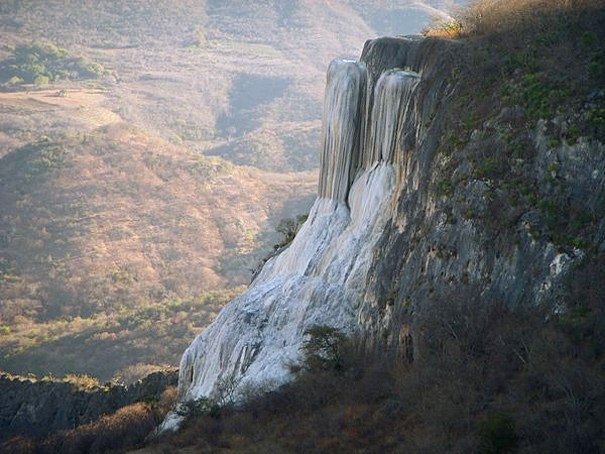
[0,1,461,381]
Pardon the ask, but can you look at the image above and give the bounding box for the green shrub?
[587,107,605,134]
[275,214,307,248]
[181,396,221,418]
[478,412,518,453]
[33,74,49,85]
[436,179,454,197]
[7,75,24,85]
[0,41,106,87]
[302,325,347,373]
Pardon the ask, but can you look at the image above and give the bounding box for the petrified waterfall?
[365,69,419,167]
[161,57,421,430]
[318,59,366,201]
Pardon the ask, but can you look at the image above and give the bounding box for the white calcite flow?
[160,61,421,431]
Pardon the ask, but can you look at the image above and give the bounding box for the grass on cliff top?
[425,0,604,38]
[426,0,604,137]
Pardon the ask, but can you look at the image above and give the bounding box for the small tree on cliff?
[302,325,347,373]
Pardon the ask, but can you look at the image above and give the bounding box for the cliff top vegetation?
[426,0,604,251]
[426,0,604,38]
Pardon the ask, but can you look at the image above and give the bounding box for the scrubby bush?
[42,402,158,454]
[0,41,107,88]
[150,254,605,452]
[478,412,518,453]
[275,213,307,248]
[301,325,348,372]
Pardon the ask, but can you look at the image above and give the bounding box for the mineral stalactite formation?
[364,69,420,167]
[160,41,422,432]
[318,59,367,201]
[318,60,420,201]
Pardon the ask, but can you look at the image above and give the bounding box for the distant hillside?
[0,1,463,380]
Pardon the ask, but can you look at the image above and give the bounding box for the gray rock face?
[358,37,605,352]
[166,36,605,428]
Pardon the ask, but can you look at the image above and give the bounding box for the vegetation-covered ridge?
[142,1,604,453]
[0,41,107,88]
[0,368,178,452]
[428,0,604,252]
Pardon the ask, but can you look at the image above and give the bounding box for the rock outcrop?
[164,34,605,430]
[0,370,177,441]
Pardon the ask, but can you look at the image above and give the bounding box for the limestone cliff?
[358,36,605,351]
[164,31,605,429]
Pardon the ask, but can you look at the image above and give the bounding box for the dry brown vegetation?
[6,265,605,453]
[425,0,605,37]
[455,0,605,37]
[3,386,178,454]
[0,0,463,382]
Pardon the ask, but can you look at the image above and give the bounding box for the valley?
[0,1,456,381]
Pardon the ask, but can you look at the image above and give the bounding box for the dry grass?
[425,0,605,38]
[43,402,159,453]
[0,385,178,453]
[0,88,121,153]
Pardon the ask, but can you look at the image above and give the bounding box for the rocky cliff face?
[357,36,605,352]
[164,34,605,429]
[0,370,177,442]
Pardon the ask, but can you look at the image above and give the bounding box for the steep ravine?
[164,34,605,429]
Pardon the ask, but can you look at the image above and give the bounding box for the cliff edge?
[164,3,605,439]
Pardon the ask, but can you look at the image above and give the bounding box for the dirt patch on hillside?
[0,87,121,130]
